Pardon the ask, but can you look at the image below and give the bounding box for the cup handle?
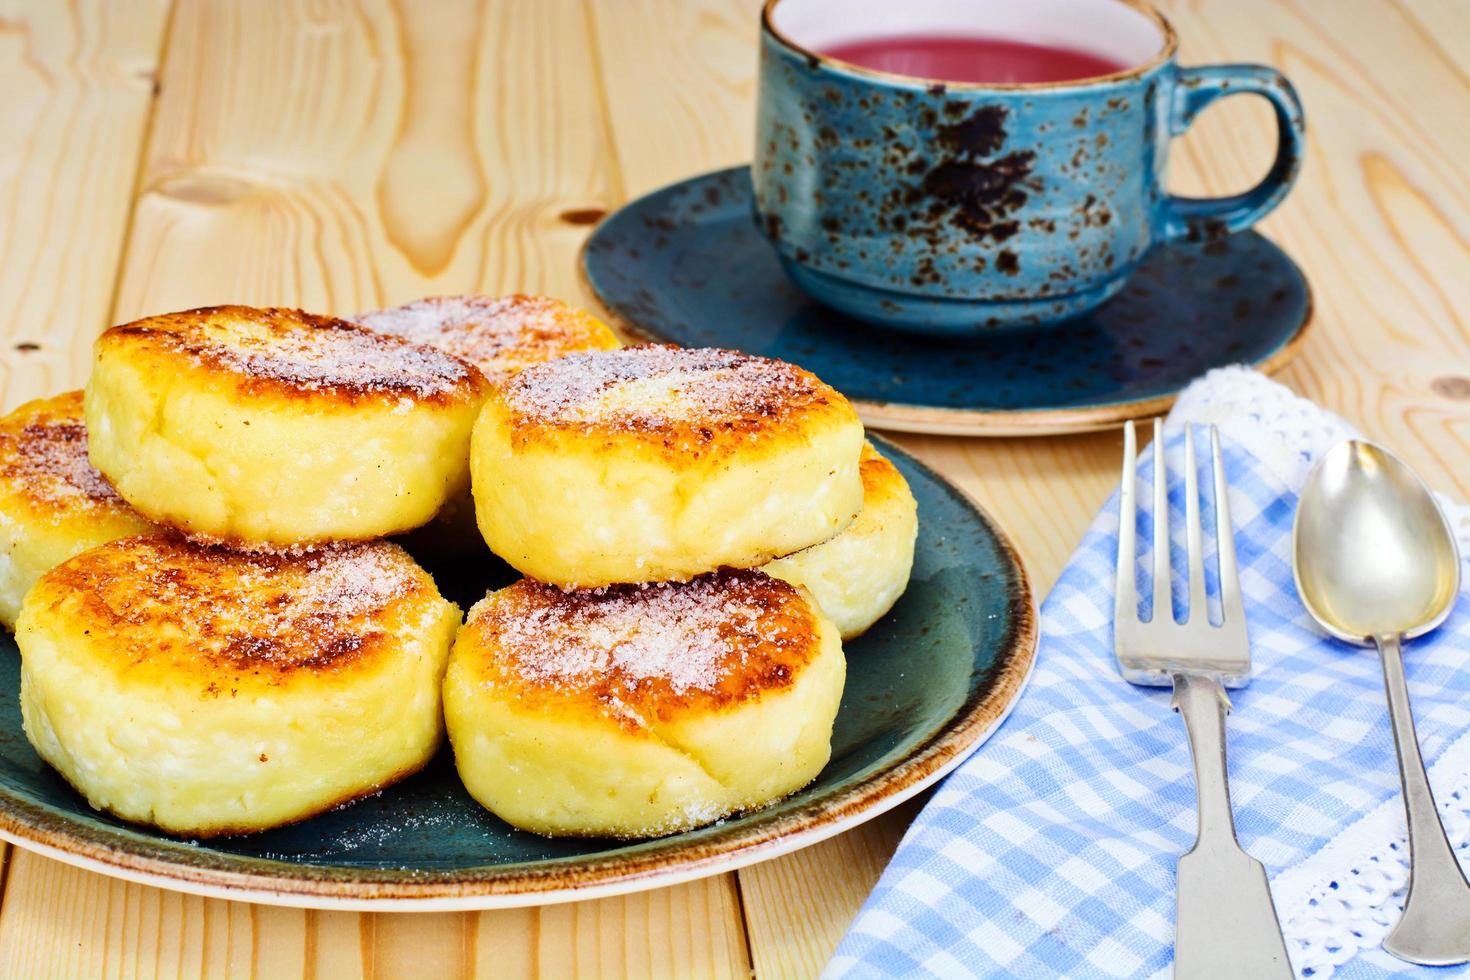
[1160,64,1306,242]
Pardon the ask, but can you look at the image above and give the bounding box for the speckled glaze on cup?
[754,0,1306,335]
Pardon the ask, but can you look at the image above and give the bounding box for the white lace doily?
[1166,367,1470,978]
[1163,366,1358,490]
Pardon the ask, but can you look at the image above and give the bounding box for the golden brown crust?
[0,391,133,521]
[99,305,489,406]
[458,570,822,727]
[859,442,903,496]
[30,536,434,688]
[489,345,853,455]
[353,294,620,382]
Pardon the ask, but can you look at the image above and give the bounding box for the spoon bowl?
[1294,440,1460,644]
[1294,439,1470,966]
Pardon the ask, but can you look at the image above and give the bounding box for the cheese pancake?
[0,391,154,629]
[85,305,490,548]
[764,443,918,638]
[17,537,460,836]
[470,346,864,586]
[443,569,845,837]
[354,294,621,556]
[354,294,621,382]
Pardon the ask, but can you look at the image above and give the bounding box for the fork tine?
[1116,421,1138,625]
[1184,426,1207,624]
[1212,426,1244,624]
[1152,418,1172,623]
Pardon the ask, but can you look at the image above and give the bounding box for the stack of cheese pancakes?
[0,296,916,840]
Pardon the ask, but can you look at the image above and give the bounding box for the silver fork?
[1114,419,1293,980]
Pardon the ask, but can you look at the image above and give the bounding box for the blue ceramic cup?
[754,0,1305,335]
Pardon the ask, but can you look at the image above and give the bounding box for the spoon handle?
[1375,633,1470,965]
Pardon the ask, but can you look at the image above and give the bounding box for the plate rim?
[580,165,1314,437]
[0,437,1038,910]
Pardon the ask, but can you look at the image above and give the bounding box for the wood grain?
[737,798,919,979]
[1160,0,1470,499]
[589,0,758,199]
[587,2,1120,970]
[0,0,170,964]
[0,856,367,978]
[0,0,172,408]
[587,0,1470,972]
[111,0,614,324]
[0,0,1467,976]
[0,1,746,977]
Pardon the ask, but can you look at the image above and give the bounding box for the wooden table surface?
[0,0,1465,976]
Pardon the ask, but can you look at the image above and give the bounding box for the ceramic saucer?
[582,166,1313,436]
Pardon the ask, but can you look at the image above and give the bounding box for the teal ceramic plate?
[582,167,1312,437]
[0,439,1034,910]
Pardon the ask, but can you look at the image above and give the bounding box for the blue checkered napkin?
[826,369,1470,979]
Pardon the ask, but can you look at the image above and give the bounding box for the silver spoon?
[1294,440,1470,965]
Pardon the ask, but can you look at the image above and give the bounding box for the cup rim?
[760,0,1179,91]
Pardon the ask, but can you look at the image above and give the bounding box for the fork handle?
[1170,673,1293,979]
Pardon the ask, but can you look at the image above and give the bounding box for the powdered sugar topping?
[204,326,477,399]
[475,570,811,699]
[120,307,483,400]
[70,537,425,669]
[0,398,125,507]
[353,294,614,380]
[501,346,829,428]
[288,544,419,622]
